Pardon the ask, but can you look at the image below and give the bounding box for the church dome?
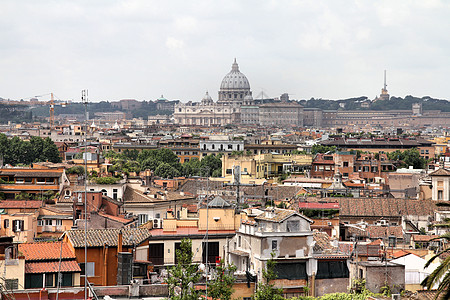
[201,91,214,105]
[220,59,251,90]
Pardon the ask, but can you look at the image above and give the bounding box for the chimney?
[118,229,123,253]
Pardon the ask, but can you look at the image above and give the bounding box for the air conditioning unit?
[379,220,388,226]
[153,219,161,229]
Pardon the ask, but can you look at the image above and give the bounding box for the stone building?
[259,101,304,127]
[217,59,252,105]
[173,92,240,126]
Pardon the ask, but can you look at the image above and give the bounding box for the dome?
[201,91,214,105]
[244,95,253,101]
[220,59,251,90]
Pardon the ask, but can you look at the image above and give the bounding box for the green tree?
[208,259,237,300]
[166,238,201,300]
[67,166,85,175]
[388,148,426,169]
[253,252,284,300]
[30,136,44,161]
[200,154,222,177]
[41,137,62,163]
[154,162,180,178]
[182,158,202,177]
[311,145,337,155]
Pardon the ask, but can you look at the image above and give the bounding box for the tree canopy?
[0,134,61,165]
[104,149,222,178]
[166,238,201,300]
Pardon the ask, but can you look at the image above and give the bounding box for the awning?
[229,249,249,257]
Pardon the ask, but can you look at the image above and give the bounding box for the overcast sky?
[1,0,449,103]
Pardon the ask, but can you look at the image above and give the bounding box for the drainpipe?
[103,243,108,286]
[310,272,316,297]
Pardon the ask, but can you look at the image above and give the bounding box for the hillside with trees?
[298,95,450,112]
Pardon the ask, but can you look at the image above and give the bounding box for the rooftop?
[64,228,151,248]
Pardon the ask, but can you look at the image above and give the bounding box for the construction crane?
[48,93,69,130]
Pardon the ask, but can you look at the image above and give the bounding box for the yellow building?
[145,197,239,267]
[431,136,450,156]
[222,153,313,180]
[0,237,25,290]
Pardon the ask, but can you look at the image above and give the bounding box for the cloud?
[0,0,450,101]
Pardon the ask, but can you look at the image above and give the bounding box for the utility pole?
[82,89,88,300]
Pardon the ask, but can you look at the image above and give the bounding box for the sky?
[1,0,450,103]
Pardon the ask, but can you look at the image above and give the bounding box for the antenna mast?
[81,89,88,300]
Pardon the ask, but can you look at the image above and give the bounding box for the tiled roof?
[367,225,404,239]
[179,179,302,201]
[25,261,81,274]
[64,228,151,248]
[124,185,194,203]
[0,201,42,209]
[0,171,63,178]
[255,208,313,223]
[298,202,339,209]
[313,231,336,253]
[339,198,434,217]
[391,250,411,259]
[429,168,450,176]
[412,234,440,242]
[98,212,134,224]
[19,242,75,260]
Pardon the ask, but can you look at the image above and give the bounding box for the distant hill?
[29,100,172,120]
[298,95,450,112]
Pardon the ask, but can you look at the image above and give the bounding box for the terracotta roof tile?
[64,228,151,248]
[367,225,403,239]
[0,201,42,209]
[25,261,81,274]
[19,242,75,260]
[124,185,195,203]
[429,168,450,176]
[413,234,440,242]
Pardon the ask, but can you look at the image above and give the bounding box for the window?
[61,273,72,287]
[316,261,349,279]
[79,262,95,277]
[45,219,53,226]
[275,262,307,280]
[238,236,241,247]
[343,161,349,167]
[56,219,62,226]
[438,190,443,200]
[272,240,278,250]
[12,220,24,232]
[37,220,44,226]
[286,220,300,232]
[5,279,18,290]
[138,214,148,226]
[4,219,9,228]
[45,273,54,287]
[155,213,160,219]
[25,274,43,289]
[228,144,233,150]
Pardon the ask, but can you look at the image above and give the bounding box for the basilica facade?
[173,59,251,126]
